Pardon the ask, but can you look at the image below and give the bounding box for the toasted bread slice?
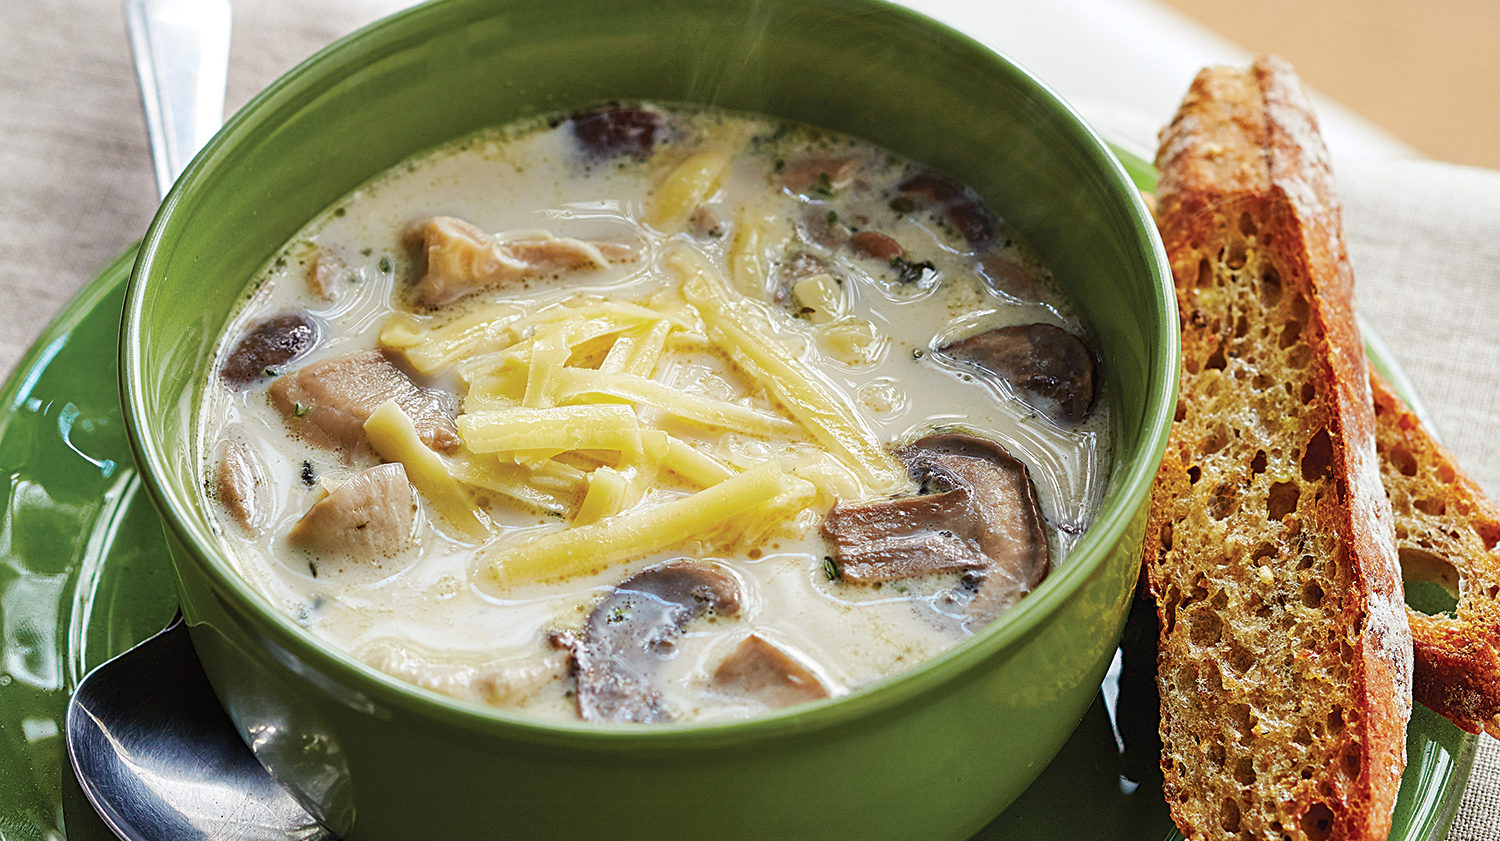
[1143,57,1412,841]
[1370,369,1500,737]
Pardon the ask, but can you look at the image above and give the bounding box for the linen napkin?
[1,2,1496,840]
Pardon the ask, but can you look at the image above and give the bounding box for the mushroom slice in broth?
[822,433,1051,625]
[939,323,1097,426]
[712,634,828,710]
[219,311,319,388]
[572,562,742,724]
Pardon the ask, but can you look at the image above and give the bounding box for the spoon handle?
[123,0,232,200]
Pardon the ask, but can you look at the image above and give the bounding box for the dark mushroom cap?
[939,323,1097,425]
[575,561,741,723]
[568,103,663,160]
[897,172,997,245]
[220,312,318,388]
[822,432,1051,626]
[902,433,1050,622]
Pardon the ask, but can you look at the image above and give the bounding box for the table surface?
[2,1,1497,839]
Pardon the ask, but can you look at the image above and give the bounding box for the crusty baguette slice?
[1371,369,1500,737]
[1143,57,1412,841]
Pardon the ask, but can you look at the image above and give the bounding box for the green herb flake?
[773,158,785,172]
[378,256,393,274]
[889,196,916,215]
[826,210,838,226]
[263,367,278,378]
[822,556,840,581]
[815,171,835,196]
[293,402,311,418]
[308,561,319,578]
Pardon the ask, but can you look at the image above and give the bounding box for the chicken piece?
[288,463,416,559]
[306,250,349,300]
[212,439,264,532]
[270,350,460,457]
[363,640,570,708]
[405,216,637,307]
[712,635,828,709]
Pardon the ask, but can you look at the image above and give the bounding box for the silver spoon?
[66,616,334,840]
[65,2,334,838]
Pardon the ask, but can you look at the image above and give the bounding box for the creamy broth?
[200,104,1110,723]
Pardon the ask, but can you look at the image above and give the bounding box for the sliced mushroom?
[939,323,1097,425]
[269,349,461,457]
[778,156,862,197]
[848,231,905,262]
[976,254,1040,300]
[569,103,664,160]
[288,463,416,559]
[821,432,1050,623]
[712,634,828,709]
[799,205,846,249]
[897,172,996,245]
[573,561,741,724]
[211,439,264,532]
[220,312,319,388]
[822,485,991,582]
[405,216,638,307]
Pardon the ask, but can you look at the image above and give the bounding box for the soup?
[199,103,1109,724]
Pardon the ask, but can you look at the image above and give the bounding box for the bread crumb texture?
[1152,199,1365,841]
[1145,57,1409,841]
[1372,371,1500,737]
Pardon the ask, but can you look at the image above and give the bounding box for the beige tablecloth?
[3,2,1497,839]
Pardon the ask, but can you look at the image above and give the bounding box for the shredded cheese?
[485,464,808,584]
[668,246,908,495]
[363,401,491,540]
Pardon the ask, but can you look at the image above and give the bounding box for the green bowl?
[120,0,1177,837]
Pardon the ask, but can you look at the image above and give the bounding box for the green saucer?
[0,154,1477,840]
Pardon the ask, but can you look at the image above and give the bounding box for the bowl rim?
[120,0,1179,747]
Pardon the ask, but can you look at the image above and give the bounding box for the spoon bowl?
[65,617,333,841]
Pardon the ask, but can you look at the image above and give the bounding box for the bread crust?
[1371,369,1500,737]
[1145,57,1411,841]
